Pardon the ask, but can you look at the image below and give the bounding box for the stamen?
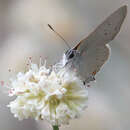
[17,92,25,95]
[0,81,4,87]
[8,69,11,72]
[44,57,48,67]
[26,56,33,69]
[29,56,32,64]
[39,56,43,67]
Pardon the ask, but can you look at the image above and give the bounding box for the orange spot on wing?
[92,70,97,75]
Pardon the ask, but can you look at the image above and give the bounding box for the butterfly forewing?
[75,6,127,52]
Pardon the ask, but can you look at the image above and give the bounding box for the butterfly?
[48,5,127,84]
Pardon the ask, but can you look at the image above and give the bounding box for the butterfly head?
[65,49,76,59]
[62,49,80,66]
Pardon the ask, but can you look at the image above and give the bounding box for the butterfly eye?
[65,49,77,60]
[65,49,75,59]
[68,52,74,59]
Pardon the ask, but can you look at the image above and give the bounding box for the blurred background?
[0,0,129,130]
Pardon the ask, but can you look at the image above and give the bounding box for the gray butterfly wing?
[74,44,110,82]
[73,5,127,82]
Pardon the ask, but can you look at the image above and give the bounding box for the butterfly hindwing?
[74,45,110,82]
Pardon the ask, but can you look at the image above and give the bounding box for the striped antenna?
[48,24,71,49]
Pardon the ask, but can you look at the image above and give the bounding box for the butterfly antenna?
[48,24,71,49]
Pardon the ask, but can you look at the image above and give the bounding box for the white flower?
[8,61,88,126]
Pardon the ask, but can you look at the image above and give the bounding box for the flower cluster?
[8,62,88,126]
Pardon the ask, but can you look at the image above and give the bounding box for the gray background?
[0,0,129,130]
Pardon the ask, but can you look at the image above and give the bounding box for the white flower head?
[7,60,88,126]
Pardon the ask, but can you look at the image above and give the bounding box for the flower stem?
[53,126,59,130]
